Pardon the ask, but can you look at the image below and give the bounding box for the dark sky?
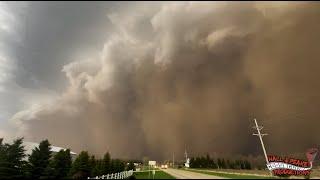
[1,2,320,160]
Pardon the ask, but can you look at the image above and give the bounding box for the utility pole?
[252,118,272,176]
[184,147,188,163]
[173,152,175,168]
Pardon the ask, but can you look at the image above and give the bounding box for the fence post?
[88,170,134,180]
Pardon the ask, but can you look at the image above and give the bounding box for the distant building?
[184,148,190,168]
[148,160,156,167]
[23,141,77,160]
[133,162,141,167]
[184,158,190,168]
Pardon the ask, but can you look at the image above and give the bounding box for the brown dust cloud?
[10,2,320,160]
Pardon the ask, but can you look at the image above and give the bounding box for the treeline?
[190,154,252,170]
[0,138,134,179]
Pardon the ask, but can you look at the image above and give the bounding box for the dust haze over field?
[2,2,320,160]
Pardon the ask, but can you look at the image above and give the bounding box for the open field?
[193,168,271,176]
[184,168,276,179]
[181,168,320,179]
[133,170,176,179]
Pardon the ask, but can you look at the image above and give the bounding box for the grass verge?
[133,170,176,179]
[184,168,276,179]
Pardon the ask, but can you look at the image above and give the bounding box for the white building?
[148,160,156,167]
[23,141,77,160]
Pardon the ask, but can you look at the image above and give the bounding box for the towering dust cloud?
[10,2,320,159]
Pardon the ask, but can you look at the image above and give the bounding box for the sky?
[1,2,320,160]
[0,1,118,133]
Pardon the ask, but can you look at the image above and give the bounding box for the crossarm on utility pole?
[253,118,269,164]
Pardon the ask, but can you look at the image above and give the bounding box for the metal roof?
[24,141,77,155]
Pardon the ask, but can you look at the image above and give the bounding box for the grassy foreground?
[133,170,176,179]
[184,168,276,179]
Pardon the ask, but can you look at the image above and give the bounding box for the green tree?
[102,152,111,174]
[69,151,91,179]
[205,154,211,168]
[217,158,222,169]
[221,158,226,169]
[228,160,235,169]
[27,139,52,179]
[110,159,125,173]
[239,160,245,169]
[234,160,241,169]
[195,157,201,168]
[127,161,135,171]
[92,159,104,176]
[89,155,97,176]
[0,138,26,178]
[210,158,217,169]
[244,160,252,170]
[118,159,125,172]
[189,157,195,168]
[50,149,72,178]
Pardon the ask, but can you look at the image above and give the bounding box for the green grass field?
[184,169,276,179]
[133,170,176,179]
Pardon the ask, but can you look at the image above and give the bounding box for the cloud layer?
[5,2,320,160]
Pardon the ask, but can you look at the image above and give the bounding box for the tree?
[200,156,206,168]
[27,139,52,179]
[204,154,213,168]
[244,160,251,170]
[221,159,227,169]
[127,161,135,171]
[50,149,72,178]
[217,158,222,169]
[69,151,91,179]
[228,160,235,169]
[195,157,201,168]
[89,155,97,176]
[0,138,26,178]
[102,152,111,174]
[210,158,217,169]
[110,159,125,173]
[190,157,195,168]
[92,159,103,177]
[117,159,125,172]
